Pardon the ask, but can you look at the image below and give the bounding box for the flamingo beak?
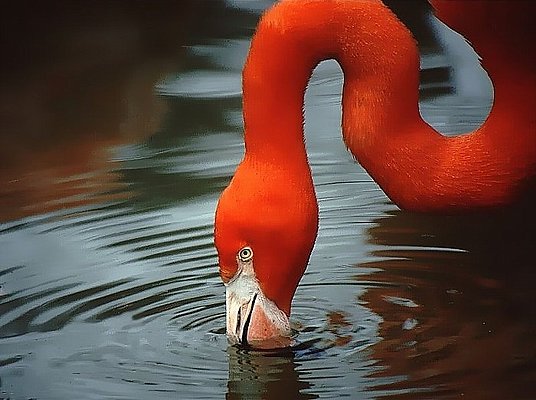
[225,261,291,349]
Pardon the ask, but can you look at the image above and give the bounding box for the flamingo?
[213,0,536,348]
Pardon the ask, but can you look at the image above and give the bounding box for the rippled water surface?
[1,1,535,399]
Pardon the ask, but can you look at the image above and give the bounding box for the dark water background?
[1,1,534,399]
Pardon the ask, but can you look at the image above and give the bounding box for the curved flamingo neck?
[242,0,420,163]
[242,0,535,211]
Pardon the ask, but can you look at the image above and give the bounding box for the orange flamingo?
[214,0,536,347]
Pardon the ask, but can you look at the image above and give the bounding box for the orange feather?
[215,0,535,329]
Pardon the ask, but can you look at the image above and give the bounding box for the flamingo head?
[214,163,318,348]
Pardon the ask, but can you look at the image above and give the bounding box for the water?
[1,1,535,399]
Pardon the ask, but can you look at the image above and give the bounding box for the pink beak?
[225,262,292,349]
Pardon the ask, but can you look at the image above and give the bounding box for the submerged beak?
[225,260,291,349]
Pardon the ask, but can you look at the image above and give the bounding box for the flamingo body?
[214,0,536,347]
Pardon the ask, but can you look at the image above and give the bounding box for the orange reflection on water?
[0,1,204,222]
[360,211,536,399]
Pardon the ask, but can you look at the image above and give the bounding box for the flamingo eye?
[237,246,253,263]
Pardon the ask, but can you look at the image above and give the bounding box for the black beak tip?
[239,293,258,346]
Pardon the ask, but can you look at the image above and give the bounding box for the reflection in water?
[0,1,229,221]
[0,0,534,399]
[362,208,536,399]
[227,347,317,400]
[223,206,536,399]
